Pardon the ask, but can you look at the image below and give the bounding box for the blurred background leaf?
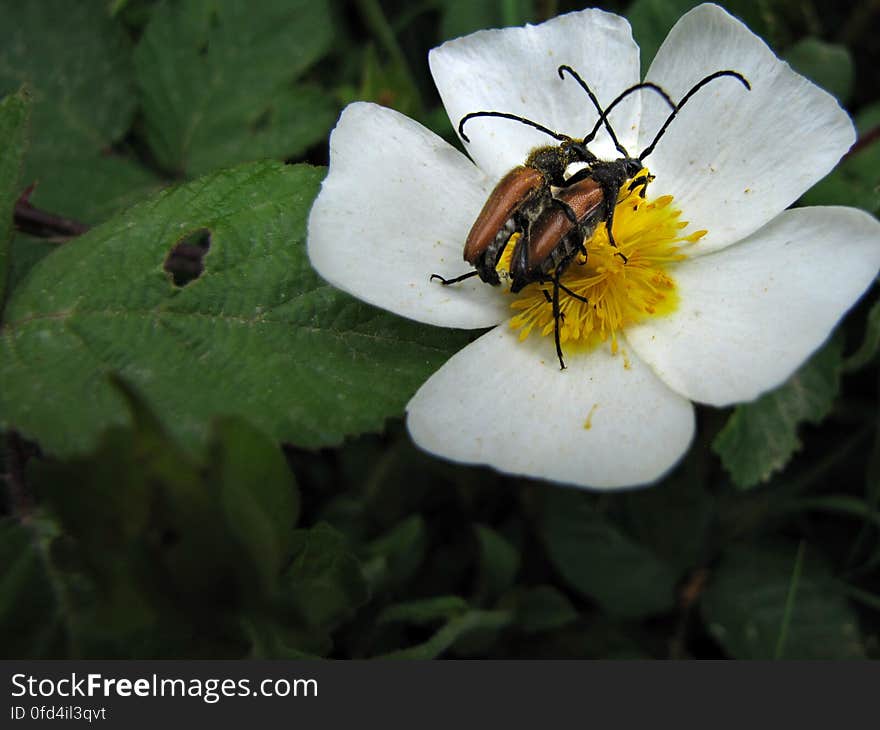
[0,88,30,309]
[3,378,305,658]
[801,103,880,215]
[713,337,844,489]
[541,489,678,618]
[134,0,338,178]
[0,0,162,224]
[783,37,854,104]
[702,541,865,659]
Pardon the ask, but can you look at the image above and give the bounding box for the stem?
[843,126,880,161]
[14,191,90,241]
[774,541,806,660]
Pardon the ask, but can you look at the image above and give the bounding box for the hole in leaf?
[197,41,210,56]
[165,228,211,287]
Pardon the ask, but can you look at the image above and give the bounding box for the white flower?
[307,3,880,490]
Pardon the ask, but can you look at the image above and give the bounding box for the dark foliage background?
[1,0,878,659]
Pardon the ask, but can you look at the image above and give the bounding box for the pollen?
[503,173,704,354]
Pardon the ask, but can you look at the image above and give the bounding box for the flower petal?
[430,9,641,179]
[406,325,695,490]
[307,102,510,329]
[625,206,880,406]
[638,3,856,255]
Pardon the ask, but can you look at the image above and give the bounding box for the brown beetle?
[432,66,751,368]
[507,165,647,368]
[504,68,750,369]
[429,72,673,289]
[431,140,594,287]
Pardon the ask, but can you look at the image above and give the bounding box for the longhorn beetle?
[433,67,751,369]
[431,77,675,287]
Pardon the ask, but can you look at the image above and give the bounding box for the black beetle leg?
[603,200,628,264]
[627,173,648,193]
[552,269,566,370]
[627,172,655,199]
[541,287,567,323]
[558,282,588,304]
[430,271,479,285]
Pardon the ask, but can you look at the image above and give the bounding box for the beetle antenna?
[458,112,571,144]
[639,70,751,160]
[583,82,675,146]
[557,65,628,157]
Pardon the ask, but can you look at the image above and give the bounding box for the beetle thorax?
[525,144,583,186]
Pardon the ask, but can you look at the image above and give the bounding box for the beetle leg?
[600,191,628,264]
[552,268,566,370]
[558,282,588,304]
[627,174,648,195]
[430,271,479,285]
[540,287,569,323]
[627,173,654,198]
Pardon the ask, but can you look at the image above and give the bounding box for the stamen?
[503,170,701,355]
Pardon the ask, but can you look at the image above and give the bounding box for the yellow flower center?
[500,172,706,356]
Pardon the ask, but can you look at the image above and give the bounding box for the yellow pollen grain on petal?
[583,403,599,430]
[507,169,702,355]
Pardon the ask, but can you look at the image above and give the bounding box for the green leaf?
[439,1,501,42]
[783,38,853,104]
[380,610,512,659]
[506,585,578,634]
[0,88,30,310]
[474,524,519,602]
[282,523,370,631]
[378,595,470,626]
[623,447,714,573]
[627,0,702,74]
[844,298,880,372]
[241,617,327,659]
[702,542,865,659]
[541,490,677,618]
[6,235,54,297]
[842,584,880,614]
[0,0,161,223]
[438,0,534,42]
[713,337,843,489]
[357,44,422,120]
[363,515,428,591]
[628,0,784,74]
[28,382,302,656]
[801,103,880,215]
[208,416,301,597]
[0,518,65,658]
[781,495,880,532]
[134,0,337,177]
[0,161,472,456]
